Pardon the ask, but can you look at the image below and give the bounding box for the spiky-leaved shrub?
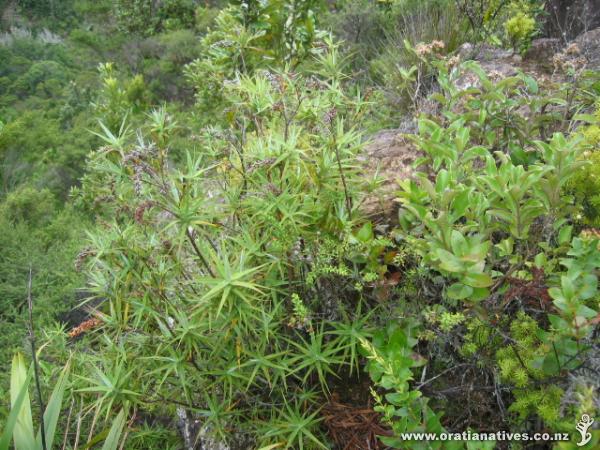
[70,42,379,448]
[184,0,324,125]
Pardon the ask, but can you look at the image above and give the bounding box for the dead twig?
[27,266,48,450]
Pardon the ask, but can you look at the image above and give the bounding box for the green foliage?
[430,61,599,159]
[258,400,327,449]
[361,319,453,449]
[158,0,196,31]
[567,105,600,225]
[495,313,558,413]
[398,112,582,301]
[185,1,323,123]
[437,311,465,332]
[101,409,128,450]
[0,18,103,433]
[0,191,85,419]
[114,0,196,35]
[494,310,598,431]
[504,12,536,52]
[114,0,157,34]
[289,293,311,329]
[0,353,129,450]
[460,317,495,358]
[70,43,376,446]
[194,5,220,33]
[1,186,56,226]
[15,0,69,18]
[3,1,600,447]
[373,38,449,113]
[510,384,565,427]
[325,0,468,118]
[1,353,70,450]
[92,62,150,133]
[580,107,600,147]
[546,236,600,343]
[72,0,112,18]
[0,32,104,198]
[455,0,543,45]
[328,0,466,68]
[10,60,68,98]
[0,110,95,197]
[394,58,599,439]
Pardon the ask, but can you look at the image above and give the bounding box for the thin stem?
[61,398,75,450]
[511,345,535,380]
[86,400,101,444]
[27,266,48,450]
[416,363,471,389]
[552,342,562,372]
[332,128,353,214]
[72,397,83,450]
[185,228,215,277]
[118,408,136,450]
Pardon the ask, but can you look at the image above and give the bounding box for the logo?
[576,414,594,447]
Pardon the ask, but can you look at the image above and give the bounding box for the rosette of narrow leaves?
[257,400,327,450]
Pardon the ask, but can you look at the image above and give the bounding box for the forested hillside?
[1,1,599,448]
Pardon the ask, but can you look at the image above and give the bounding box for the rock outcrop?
[524,38,563,73]
[358,127,422,225]
[575,27,600,70]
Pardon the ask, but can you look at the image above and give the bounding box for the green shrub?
[114,0,161,35]
[326,0,469,112]
[10,60,69,98]
[391,59,599,439]
[154,29,201,64]
[4,1,600,446]
[495,307,598,431]
[567,105,600,226]
[72,0,112,17]
[91,62,151,132]
[0,198,85,422]
[456,0,544,45]
[0,185,55,226]
[194,5,220,33]
[504,11,536,52]
[69,28,104,51]
[115,0,205,35]
[0,77,10,95]
[158,0,196,31]
[0,110,95,197]
[361,319,454,449]
[185,1,323,123]
[69,42,376,447]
